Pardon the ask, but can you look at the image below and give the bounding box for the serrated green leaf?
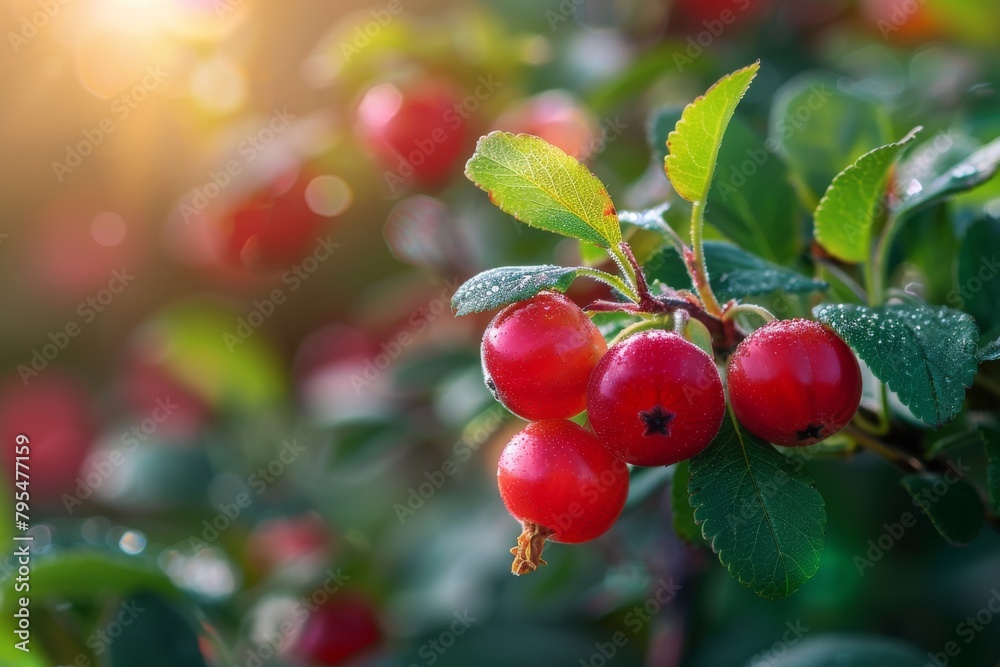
[957,217,1000,336]
[979,336,1000,361]
[985,430,1000,514]
[813,129,920,263]
[664,61,760,204]
[895,136,1000,218]
[900,473,984,546]
[671,460,703,545]
[814,303,979,427]
[646,241,828,300]
[451,265,607,316]
[465,131,622,248]
[751,634,928,667]
[769,74,892,207]
[688,414,826,600]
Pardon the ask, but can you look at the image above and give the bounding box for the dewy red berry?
[482,291,607,420]
[587,330,725,467]
[497,420,629,575]
[727,318,862,447]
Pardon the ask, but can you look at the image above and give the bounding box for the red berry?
[356,79,468,189]
[0,373,95,501]
[294,596,381,666]
[497,420,628,575]
[587,330,725,467]
[481,292,607,421]
[247,513,332,575]
[727,319,862,447]
[224,172,324,270]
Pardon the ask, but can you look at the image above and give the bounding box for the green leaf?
[813,128,920,263]
[923,415,986,458]
[108,592,208,667]
[768,74,892,207]
[451,265,609,316]
[979,336,1000,361]
[900,473,984,546]
[814,303,979,427]
[647,241,828,301]
[465,131,622,248]
[893,135,1000,218]
[664,61,760,204]
[2,551,181,614]
[671,461,702,545]
[751,634,928,666]
[590,311,636,341]
[688,414,826,600]
[985,429,1000,514]
[709,115,802,264]
[957,216,1000,336]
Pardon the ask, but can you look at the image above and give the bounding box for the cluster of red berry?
[483,291,862,574]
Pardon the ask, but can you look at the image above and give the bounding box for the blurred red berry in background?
[0,373,96,502]
[294,596,382,666]
[223,171,325,271]
[356,79,470,191]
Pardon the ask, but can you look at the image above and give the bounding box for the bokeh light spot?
[91,211,128,247]
[305,176,353,217]
[190,56,247,114]
[74,26,152,99]
[357,84,402,127]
